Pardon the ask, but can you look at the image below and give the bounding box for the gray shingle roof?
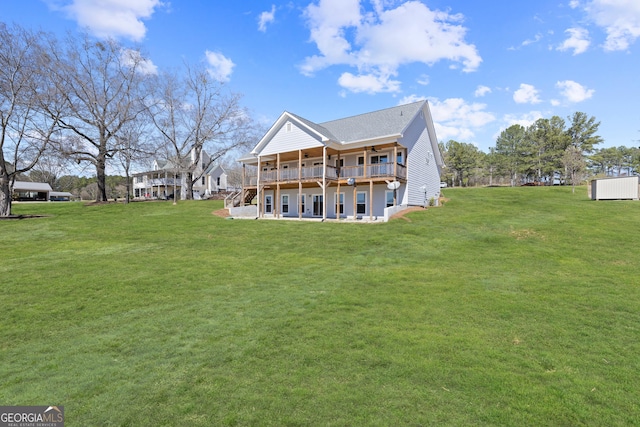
[319,100,424,143]
[13,181,53,192]
[287,112,338,141]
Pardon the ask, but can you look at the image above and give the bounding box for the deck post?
[322,146,327,221]
[241,164,246,206]
[298,150,303,220]
[353,183,357,220]
[370,179,373,221]
[257,157,261,218]
[276,153,280,218]
[336,180,340,222]
[393,144,398,206]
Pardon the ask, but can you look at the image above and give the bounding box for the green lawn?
[1,186,639,426]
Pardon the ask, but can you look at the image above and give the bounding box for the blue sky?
[3,0,639,152]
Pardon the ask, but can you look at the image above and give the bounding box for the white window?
[370,155,388,164]
[334,192,344,214]
[300,194,306,214]
[386,191,394,207]
[356,192,367,215]
[264,195,272,214]
[281,194,289,214]
[286,122,292,132]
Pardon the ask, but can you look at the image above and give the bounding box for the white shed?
[590,176,639,200]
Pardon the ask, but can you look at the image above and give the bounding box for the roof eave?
[339,134,403,149]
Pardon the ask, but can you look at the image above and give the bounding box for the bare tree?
[222,160,245,191]
[563,145,586,194]
[0,24,60,216]
[42,33,148,202]
[144,63,257,199]
[115,120,156,203]
[27,151,69,188]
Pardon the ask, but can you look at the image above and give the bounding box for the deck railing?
[247,163,405,186]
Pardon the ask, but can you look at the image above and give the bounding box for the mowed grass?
[1,186,639,426]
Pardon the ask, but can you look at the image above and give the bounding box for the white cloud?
[558,27,590,54]
[493,111,545,139]
[522,33,543,46]
[258,5,276,32]
[584,0,640,51]
[569,0,580,9]
[59,0,163,41]
[120,48,158,75]
[301,0,481,94]
[474,85,491,97]
[337,71,401,93]
[397,94,426,105]
[513,83,542,104]
[508,33,543,50]
[503,111,544,128]
[417,74,430,86]
[556,80,594,102]
[205,51,235,82]
[426,97,496,142]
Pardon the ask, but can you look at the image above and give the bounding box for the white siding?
[260,121,324,156]
[402,112,441,206]
[591,176,639,200]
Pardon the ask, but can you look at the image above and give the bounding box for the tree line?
[0,22,260,216]
[440,113,639,190]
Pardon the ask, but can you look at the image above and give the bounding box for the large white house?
[132,149,228,200]
[232,100,443,221]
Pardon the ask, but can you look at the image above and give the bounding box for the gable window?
[217,177,221,186]
[356,192,367,215]
[281,194,289,214]
[286,122,292,132]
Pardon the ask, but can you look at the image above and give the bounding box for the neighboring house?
[205,164,229,194]
[12,181,52,201]
[132,149,228,200]
[233,100,443,221]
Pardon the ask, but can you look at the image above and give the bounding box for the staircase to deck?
[224,189,257,208]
